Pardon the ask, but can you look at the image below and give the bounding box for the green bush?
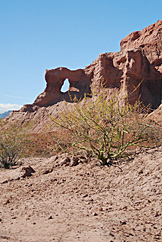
[51,89,161,165]
[0,121,28,169]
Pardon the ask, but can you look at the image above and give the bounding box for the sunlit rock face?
[34,68,92,106]
[120,20,162,65]
[20,20,162,113]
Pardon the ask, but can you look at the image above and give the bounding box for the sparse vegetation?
[0,89,161,168]
[0,120,66,168]
[0,121,28,168]
[51,88,162,165]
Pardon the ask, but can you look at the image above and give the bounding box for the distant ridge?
[0,110,12,119]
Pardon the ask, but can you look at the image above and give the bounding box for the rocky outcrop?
[88,49,162,108]
[120,20,162,66]
[35,68,92,106]
[20,20,162,114]
[21,68,92,112]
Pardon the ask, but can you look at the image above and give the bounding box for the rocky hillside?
[6,20,162,131]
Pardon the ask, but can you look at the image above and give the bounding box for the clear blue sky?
[0,0,162,113]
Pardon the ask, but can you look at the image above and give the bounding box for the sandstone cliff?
[7,20,162,130]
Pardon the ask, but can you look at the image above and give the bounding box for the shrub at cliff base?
[0,121,28,169]
[51,90,161,165]
[0,120,70,167]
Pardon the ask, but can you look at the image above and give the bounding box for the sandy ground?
[0,147,162,242]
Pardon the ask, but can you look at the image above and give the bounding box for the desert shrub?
[0,122,69,162]
[0,121,28,169]
[51,89,161,165]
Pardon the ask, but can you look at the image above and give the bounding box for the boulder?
[0,166,35,184]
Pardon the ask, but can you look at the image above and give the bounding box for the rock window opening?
[61,78,70,93]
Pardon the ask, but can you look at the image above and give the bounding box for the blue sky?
[0,0,162,113]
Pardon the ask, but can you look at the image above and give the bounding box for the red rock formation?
[35,68,92,106]
[21,67,92,112]
[19,20,162,113]
[120,20,162,65]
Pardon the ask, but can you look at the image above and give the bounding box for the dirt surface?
[0,147,162,242]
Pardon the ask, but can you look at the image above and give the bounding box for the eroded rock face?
[21,67,92,112]
[20,20,162,113]
[120,20,162,65]
[35,68,92,106]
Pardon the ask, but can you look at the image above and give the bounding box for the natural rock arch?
[20,20,162,113]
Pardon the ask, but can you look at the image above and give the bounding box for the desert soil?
[0,147,162,242]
